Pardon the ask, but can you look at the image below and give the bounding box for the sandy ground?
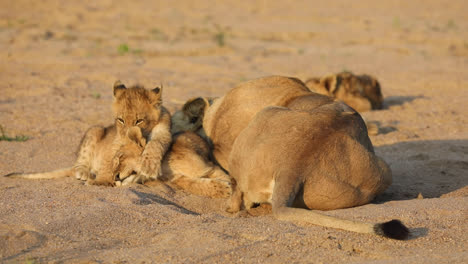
[0,0,467,263]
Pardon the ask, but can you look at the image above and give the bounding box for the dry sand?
[0,0,467,263]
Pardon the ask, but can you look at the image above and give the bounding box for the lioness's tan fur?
[185,76,407,239]
[203,76,333,170]
[305,71,384,112]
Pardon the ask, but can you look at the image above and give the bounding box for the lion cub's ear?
[113,80,127,97]
[320,75,340,94]
[182,97,209,117]
[127,127,146,148]
[149,84,163,106]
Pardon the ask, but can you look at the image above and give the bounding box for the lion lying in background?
[173,76,408,239]
[304,71,384,112]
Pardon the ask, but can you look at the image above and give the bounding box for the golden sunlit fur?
[121,101,231,198]
[167,99,230,198]
[8,81,170,186]
[161,131,231,198]
[175,76,408,239]
[112,81,172,183]
[8,125,146,186]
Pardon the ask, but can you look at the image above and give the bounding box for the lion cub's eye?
[135,119,145,125]
[189,117,198,124]
[117,118,125,124]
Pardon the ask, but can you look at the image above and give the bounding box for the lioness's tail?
[5,168,74,179]
[274,207,409,240]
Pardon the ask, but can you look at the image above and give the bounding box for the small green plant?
[446,20,457,29]
[150,28,168,41]
[91,92,101,99]
[393,17,401,28]
[238,76,247,82]
[214,31,225,47]
[117,44,143,55]
[117,43,130,55]
[24,257,38,264]
[0,125,29,142]
[213,24,226,47]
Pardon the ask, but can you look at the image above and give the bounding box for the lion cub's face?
[112,126,146,181]
[334,72,383,110]
[305,72,383,111]
[112,81,163,138]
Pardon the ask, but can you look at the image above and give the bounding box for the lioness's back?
[204,76,314,169]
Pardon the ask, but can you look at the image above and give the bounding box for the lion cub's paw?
[86,179,115,187]
[139,157,162,181]
[210,180,232,198]
[74,167,92,181]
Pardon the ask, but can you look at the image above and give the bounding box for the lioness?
[175,76,408,239]
[304,71,384,112]
[8,81,171,185]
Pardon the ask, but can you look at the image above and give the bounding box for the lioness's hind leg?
[74,126,105,181]
[375,156,392,195]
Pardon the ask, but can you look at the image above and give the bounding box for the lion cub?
[8,81,171,186]
[305,71,384,112]
[8,125,146,186]
[120,97,231,198]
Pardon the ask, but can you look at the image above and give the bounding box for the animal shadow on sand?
[373,139,468,202]
[371,120,398,135]
[407,227,429,240]
[130,189,199,216]
[383,95,426,109]
[1,229,47,262]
